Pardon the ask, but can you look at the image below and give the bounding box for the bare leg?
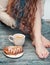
[32,1,49,58]
[32,29,49,59]
[32,25,49,58]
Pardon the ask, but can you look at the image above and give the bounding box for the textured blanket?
[0,20,50,65]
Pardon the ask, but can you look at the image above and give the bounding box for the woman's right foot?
[32,41,49,58]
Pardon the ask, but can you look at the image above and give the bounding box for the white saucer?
[3,52,24,58]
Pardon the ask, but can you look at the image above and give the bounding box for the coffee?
[8,33,25,46]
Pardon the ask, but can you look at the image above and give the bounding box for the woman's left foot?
[32,35,50,48]
[41,35,50,48]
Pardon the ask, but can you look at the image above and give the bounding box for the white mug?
[8,33,25,46]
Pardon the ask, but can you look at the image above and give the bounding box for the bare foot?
[41,35,50,48]
[32,42,49,58]
[32,35,50,48]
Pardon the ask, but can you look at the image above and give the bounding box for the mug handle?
[8,35,14,43]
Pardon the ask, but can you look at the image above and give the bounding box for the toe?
[39,54,44,58]
[36,51,44,59]
[48,43,50,47]
[44,51,49,58]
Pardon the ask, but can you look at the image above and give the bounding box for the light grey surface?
[0,20,50,65]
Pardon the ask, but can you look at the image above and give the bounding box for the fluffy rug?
[0,20,50,65]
